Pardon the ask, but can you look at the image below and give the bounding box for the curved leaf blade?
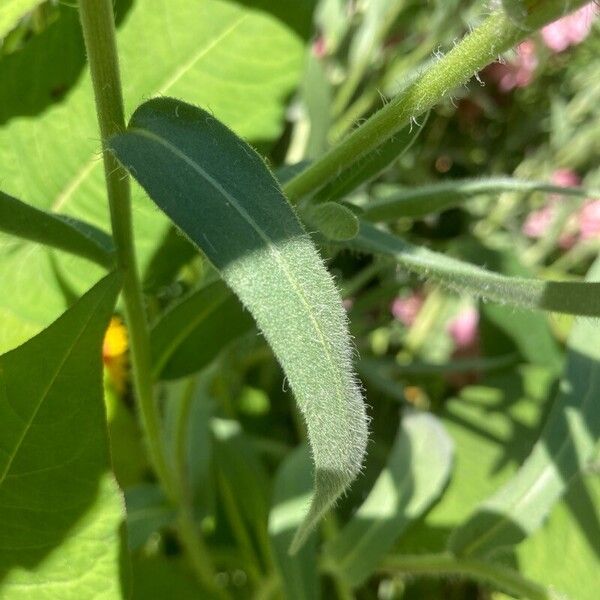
[150,280,254,379]
[0,190,114,267]
[323,412,453,587]
[0,273,124,598]
[364,177,595,221]
[448,257,600,557]
[110,97,369,552]
[352,221,600,317]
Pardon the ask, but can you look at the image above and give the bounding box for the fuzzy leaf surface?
[111,97,368,552]
[0,273,124,598]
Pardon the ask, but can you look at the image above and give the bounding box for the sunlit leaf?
[110,97,368,552]
[0,273,124,598]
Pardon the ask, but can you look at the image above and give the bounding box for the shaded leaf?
[150,280,254,380]
[323,412,453,587]
[449,257,600,557]
[351,221,600,316]
[302,201,359,241]
[110,97,368,552]
[0,189,114,267]
[268,446,319,600]
[0,273,125,597]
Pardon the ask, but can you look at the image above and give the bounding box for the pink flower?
[579,200,600,239]
[523,204,555,238]
[448,307,479,350]
[551,168,581,188]
[541,3,596,53]
[486,40,538,92]
[391,292,424,326]
[312,34,327,59]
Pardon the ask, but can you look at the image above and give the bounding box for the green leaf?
[0,0,40,39]
[302,201,359,241]
[0,0,310,353]
[150,280,254,379]
[0,273,125,598]
[511,471,600,600]
[0,189,114,267]
[448,257,600,558]
[314,116,427,204]
[351,221,600,316]
[268,446,319,600]
[363,177,595,221]
[110,97,368,553]
[323,412,453,587]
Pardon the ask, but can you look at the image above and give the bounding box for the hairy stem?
[284,2,588,202]
[381,553,551,600]
[78,3,222,595]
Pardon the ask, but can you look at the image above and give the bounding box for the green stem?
[381,553,551,600]
[78,0,177,501]
[283,2,587,202]
[79,4,223,596]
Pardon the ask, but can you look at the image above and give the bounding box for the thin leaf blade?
[110,97,369,552]
[0,273,125,597]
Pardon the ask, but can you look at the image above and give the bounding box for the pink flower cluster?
[522,169,600,248]
[485,3,596,92]
[391,291,425,326]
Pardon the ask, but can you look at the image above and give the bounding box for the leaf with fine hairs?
[110,97,369,553]
[351,221,600,317]
[448,256,600,558]
[0,273,124,598]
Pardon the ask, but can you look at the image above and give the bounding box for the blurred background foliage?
[1,0,598,598]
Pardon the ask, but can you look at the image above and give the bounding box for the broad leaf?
[0,190,114,267]
[268,446,319,600]
[0,0,311,352]
[110,97,368,552]
[323,412,453,587]
[0,0,40,39]
[151,280,254,380]
[449,257,600,557]
[0,273,124,598]
[351,222,600,316]
[364,177,594,221]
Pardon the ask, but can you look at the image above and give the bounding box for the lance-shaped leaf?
[110,97,369,553]
[0,273,125,597]
[448,257,600,557]
[323,412,453,587]
[351,221,600,317]
[0,190,114,268]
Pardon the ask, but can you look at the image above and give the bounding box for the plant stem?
[381,553,551,600]
[283,2,587,202]
[78,0,177,503]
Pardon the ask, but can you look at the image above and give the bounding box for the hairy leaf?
[351,221,600,316]
[0,273,124,598]
[448,257,600,557]
[323,412,453,587]
[268,446,319,600]
[302,201,359,241]
[150,280,254,379]
[0,190,114,267]
[111,97,368,552]
[364,177,594,221]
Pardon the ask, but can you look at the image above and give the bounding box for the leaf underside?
[110,97,369,552]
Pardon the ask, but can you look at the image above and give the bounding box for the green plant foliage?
[150,280,254,379]
[0,0,310,353]
[302,200,360,241]
[0,273,125,598]
[110,97,368,552]
[448,258,600,558]
[364,177,594,221]
[352,222,600,316]
[0,0,40,39]
[323,412,453,587]
[268,446,319,600]
[0,189,114,267]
